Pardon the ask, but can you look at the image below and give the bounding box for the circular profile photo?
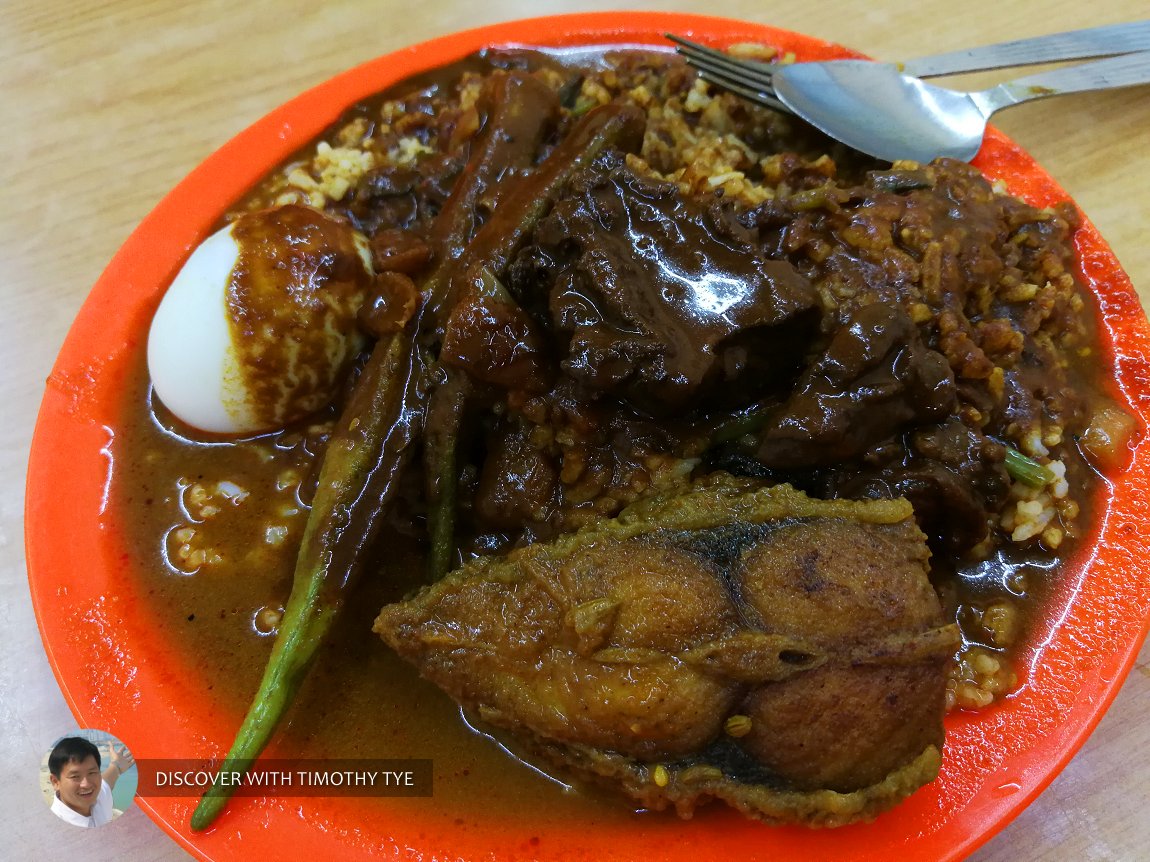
[41,729,137,828]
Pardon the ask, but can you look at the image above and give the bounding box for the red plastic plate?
[26,12,1150,862]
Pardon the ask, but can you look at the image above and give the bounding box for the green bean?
[1005,446,1055,488]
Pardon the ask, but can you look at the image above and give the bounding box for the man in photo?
[47,736,134,827]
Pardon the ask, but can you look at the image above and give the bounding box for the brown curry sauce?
[113,46,1126,822]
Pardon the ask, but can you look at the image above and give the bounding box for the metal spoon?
[771,50,1150,163]
[899,19,1150,77]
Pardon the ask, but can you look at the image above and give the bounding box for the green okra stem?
[710,404,773,444]
[190,71,563,831]
[423,102,647,574]
[191,323,426,830]
[425,370,470,579]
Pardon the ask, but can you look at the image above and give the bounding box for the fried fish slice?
[374,477,959,826]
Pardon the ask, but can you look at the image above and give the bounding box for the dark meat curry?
[115,45,1136,829]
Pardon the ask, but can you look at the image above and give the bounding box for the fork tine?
[665,34,777,90]
[696,70,790,114]
[666,34,773,72]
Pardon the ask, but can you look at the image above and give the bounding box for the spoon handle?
[974,50,1150,115]
[903,19,1150,78]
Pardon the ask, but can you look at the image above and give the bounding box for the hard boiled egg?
[147,205,374,434]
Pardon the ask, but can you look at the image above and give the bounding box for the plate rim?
[25,10,1150,862]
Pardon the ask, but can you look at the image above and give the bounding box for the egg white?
[146,223,261,434]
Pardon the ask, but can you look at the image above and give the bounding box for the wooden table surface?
[4,1,1148,860]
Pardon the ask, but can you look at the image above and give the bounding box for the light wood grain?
[4,2,1148,860]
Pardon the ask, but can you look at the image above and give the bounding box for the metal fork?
[668,20,1150,115]
[668,36,787,112]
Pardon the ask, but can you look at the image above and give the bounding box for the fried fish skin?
[374,477,959,825]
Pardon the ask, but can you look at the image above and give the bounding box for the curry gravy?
[112,46,1128,828]
[115,346,655,824]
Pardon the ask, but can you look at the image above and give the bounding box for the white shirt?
[50,780,114,827]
